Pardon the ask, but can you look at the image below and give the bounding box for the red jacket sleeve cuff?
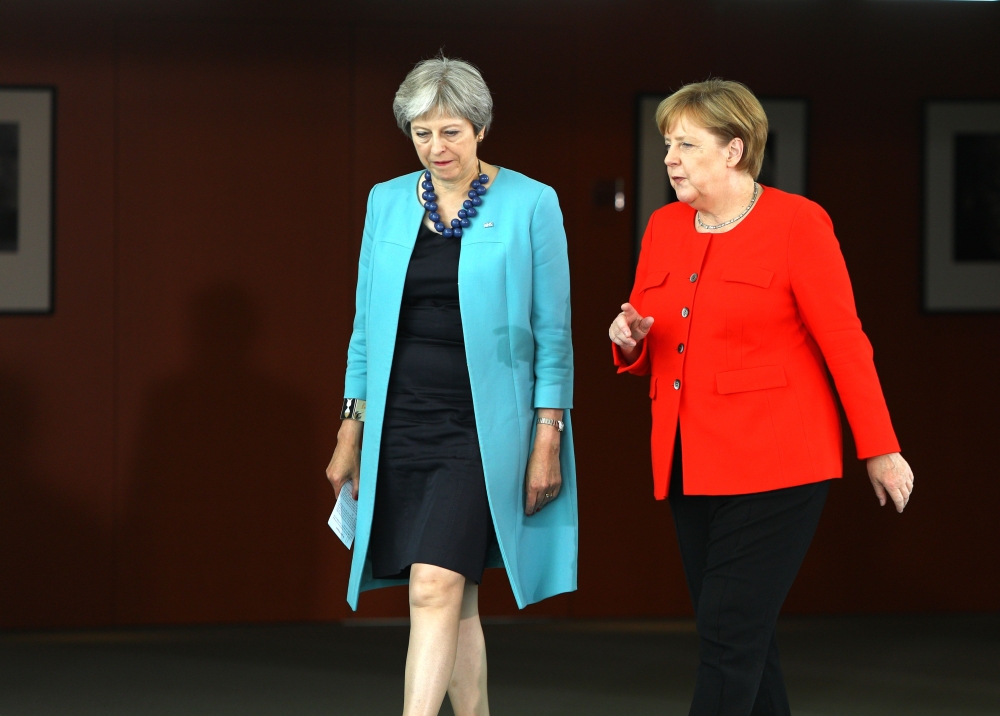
[854,432,901,461]
[612,339,650,375]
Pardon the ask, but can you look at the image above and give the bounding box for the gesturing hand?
[609,303,654,361]
[867,452,914,513]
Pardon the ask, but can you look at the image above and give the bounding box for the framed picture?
[634,94,808,263]
[924,101,1000,312]
[0,87,55,314]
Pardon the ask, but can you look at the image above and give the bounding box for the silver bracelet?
[341,398,366,422]
[536,417,564,432]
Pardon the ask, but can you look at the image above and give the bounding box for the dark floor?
[1,615,998,715]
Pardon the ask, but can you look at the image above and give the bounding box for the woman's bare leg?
[447,582,490,716]
[403,563,466,716]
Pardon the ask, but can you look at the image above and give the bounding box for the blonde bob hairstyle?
[655,78,769,180]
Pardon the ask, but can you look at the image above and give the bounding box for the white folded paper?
[328,481,357,549]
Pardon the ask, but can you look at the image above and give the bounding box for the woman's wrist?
[618,339,642,365]
[337,417,364,445]
[533,429,561,452]
[534,409,563,448]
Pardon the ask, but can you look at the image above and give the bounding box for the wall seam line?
[110,15,122,627]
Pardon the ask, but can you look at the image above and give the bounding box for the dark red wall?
[1,0,998,628]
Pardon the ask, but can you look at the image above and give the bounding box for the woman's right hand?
[326,419,363,500]
[867,452,914,513]
[609,302,655,363]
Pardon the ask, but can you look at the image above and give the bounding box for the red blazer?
[615,188,899,498]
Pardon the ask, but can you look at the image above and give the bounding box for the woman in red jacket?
[609,79,914,716]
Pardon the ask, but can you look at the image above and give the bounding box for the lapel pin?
[483,221,494,228]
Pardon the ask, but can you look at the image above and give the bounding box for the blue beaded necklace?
[421,164,490,238]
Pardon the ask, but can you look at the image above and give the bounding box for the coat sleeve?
[343,185,378,400]
[611,216,653,376]
[788,201,900,459]
[530,186,574,409]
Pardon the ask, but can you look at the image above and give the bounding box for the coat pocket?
[722,266,774,289]
[716,365,787,395]
[640,269,669,291]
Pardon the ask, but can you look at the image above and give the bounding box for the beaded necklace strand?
[421,164,490,238]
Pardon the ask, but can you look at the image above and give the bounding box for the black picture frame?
[923,100,1000,313]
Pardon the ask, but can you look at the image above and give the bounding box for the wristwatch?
[536,417,564,432]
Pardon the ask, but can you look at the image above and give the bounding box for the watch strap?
[536,417,564,432]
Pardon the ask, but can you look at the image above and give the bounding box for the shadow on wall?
[117,284,327,625]
[0,374,109,628]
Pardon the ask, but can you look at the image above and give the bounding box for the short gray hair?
[393,55,494,136]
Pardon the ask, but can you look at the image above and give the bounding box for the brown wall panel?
[0,20,117,629]
[0,0,997,628]
[113,20,353,624]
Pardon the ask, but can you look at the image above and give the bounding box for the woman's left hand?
[866,452,914,513]
[525,420,562,516]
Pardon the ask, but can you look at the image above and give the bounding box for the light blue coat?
[343,168,577,610]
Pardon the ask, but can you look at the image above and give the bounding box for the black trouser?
[669,433,829,716]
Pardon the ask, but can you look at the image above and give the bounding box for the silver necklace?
[696,182,760,231]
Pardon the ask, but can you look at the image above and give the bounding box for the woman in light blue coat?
[325,56,576,716]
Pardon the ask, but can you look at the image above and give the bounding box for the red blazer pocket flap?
[640,269,669,291]
[722,265,774,289]
[649,376,658,399]
[716,365,787,395]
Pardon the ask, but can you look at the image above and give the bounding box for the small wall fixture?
[593,178,626,211]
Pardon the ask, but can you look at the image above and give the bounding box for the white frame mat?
[0,87,55,314]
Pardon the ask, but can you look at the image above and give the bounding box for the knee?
[409,567,464,610]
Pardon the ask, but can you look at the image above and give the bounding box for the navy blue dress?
[368,222,497,583]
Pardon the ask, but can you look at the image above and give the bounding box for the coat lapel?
[347,171,427,603]
[392,171,426,249]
